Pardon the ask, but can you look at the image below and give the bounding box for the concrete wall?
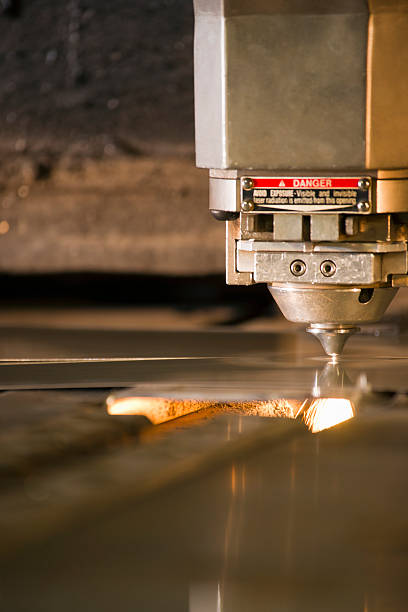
[0,0,224,274]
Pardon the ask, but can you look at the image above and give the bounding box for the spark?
[300,397,355,433]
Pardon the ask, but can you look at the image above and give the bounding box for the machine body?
[193,0,408,355]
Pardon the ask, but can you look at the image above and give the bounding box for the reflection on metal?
[222,463,246,596]
[106,394,301,425]
[189,582,222,612]
[298,398,355,433]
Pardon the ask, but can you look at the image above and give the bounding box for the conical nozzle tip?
[306,325,359,358]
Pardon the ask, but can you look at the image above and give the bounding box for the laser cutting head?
[193,0,408,357]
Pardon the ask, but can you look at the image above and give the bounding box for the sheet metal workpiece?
[194,0,408,357]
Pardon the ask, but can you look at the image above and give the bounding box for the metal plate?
[0,328,407,398]
[1,327,408,611]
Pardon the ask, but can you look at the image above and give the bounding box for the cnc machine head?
[194,0,408,357]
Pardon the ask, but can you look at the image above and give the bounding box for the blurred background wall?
[0,0,225,276]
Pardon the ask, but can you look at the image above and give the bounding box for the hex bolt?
[357,201,370,213]
[358,178,371,190]
[290,259,307,277]
[242,178,254,190]
[241,200,255,212]
[320,260,336,277]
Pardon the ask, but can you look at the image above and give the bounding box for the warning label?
[243,177,370,213]
[252,178,360,189]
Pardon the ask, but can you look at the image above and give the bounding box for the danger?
[293,178,332,188]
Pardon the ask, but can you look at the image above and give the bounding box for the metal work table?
[0,323,407,611]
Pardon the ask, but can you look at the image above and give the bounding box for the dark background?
[0,0,271,317]
[0,0,195,157]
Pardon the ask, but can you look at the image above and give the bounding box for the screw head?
[242,178,254,191]
[357,201,370,213]
[358,178,370,190]
[290,259,307,277]
[320,259,336,278]
[241,200,254,212]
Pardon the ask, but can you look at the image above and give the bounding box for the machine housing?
[194,0,408,354]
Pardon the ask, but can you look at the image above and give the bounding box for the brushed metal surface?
[0,323,408,610]
[194,3,367,169]
[269,285,398,324]
[194,0,368,17]
[255,252,382,284]
[0,327,408,393]
[366,1,408,169]
[226,219,253,285]
[226,13,367,170]
[376,179,408,213]
[1,386,408,610]
[209,177,240,212]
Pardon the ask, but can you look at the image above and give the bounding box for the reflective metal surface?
[306,323,358,357]
[1,405,407,610]
[0,326,407,394]
[0,326,408,611]
[268,285,398,327]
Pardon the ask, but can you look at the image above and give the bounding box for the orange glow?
[300,398,355,433]
[0,220,10,235]
[231,465,236,495]
[107,394,354,433]
[106,396,210,424]
[107,395,301,425]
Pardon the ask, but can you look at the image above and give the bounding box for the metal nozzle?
[306,324,358,358]
[268,284,399,357]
